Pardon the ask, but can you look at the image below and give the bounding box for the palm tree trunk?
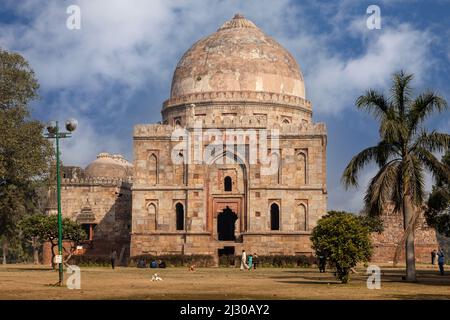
[403,195,417,281]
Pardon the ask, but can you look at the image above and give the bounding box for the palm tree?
[342,71,450,281]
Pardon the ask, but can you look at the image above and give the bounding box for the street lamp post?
[45,119,77,286]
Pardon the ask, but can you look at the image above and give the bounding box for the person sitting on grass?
[150,260,158,268]
[158,260,166,268]
[137,258,146,268]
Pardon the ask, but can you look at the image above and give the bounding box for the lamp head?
[65,118,78,132]
[46,121,57,134]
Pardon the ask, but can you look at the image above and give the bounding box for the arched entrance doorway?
[217,207,238,241]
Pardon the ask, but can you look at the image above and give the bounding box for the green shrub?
[236,254,314,268]
[219,254,236,267]
[129,254,214,267]
[68,255,111,267]
[311,211,372,283]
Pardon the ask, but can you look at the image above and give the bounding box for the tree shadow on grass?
[1,266,53,272]
[281,269,323,274]
[270,272,342,285]
[276,279,342,285]
[378,270,450,286]
[387,294,450,300]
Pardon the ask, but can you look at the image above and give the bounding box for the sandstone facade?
[45,153,133,263]
[370,205,438,264]
[130,14,327,259]
[51,14,438,265]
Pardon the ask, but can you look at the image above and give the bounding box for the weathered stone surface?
[130,14,327,260]
[43,153,133,264]
[170,14,305,100]
[370,204,438,264]
[52,14,438,265]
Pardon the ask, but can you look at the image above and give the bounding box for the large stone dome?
[170,14,305,100]
[85,153,133,179]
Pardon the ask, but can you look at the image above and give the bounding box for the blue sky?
[1,0,449,212]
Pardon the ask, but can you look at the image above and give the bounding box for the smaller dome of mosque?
[85,153,133,179]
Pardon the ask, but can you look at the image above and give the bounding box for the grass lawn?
[0,264,449,300]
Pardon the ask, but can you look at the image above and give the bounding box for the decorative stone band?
[134,122,326,138]
[131,231,312,236]
[163,90,312,110]
[62,177,133,186]
[76,209,96,224]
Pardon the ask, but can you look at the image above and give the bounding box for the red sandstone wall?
[370,207,438,264]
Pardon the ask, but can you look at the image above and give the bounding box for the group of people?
[113,247,446,276]
[240,250,258,270]
[431,248,446,275]
[111,249,170,270]
[136,258,166,269]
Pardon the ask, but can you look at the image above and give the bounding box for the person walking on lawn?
[240,250,249,270]
[110,249,117,270]
[437,248,445,276]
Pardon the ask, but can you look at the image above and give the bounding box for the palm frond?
[380,117,407,145]
[364,160,402,216]
[356,89,390,120]
[415,147,450,184]
[408,92,448,132]
[390,71,413,117]
[342,142,398,188]
[412,131,450,153]
[403,154,425,206]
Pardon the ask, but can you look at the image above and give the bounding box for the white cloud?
[0,1,443,212]
[306,24,433,114]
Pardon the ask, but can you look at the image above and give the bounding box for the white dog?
[151,273,163,281]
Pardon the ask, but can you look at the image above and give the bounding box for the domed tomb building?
[44,152,133,262]
[47,14,438,265]
[131,14,328,258]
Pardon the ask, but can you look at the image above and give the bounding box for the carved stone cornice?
[162,90,312,112]
[62,177,132,188]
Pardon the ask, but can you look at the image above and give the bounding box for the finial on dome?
[218,13,257,31]
[97,152,110,159]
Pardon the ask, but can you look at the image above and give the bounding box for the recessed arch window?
[147,203,157,216]
[224,176,232,191]
[296,152,307,185]
[175,203,184,231]
[147,202,157,230]
[149,153,158,185]
[270,203,280,230]
[296,203,307,231]
[174,152,185,185]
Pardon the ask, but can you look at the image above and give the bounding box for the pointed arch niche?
[148,151,159,185]
[146,201,158,231]
[295,201,308,231]
[295,149,307,185]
